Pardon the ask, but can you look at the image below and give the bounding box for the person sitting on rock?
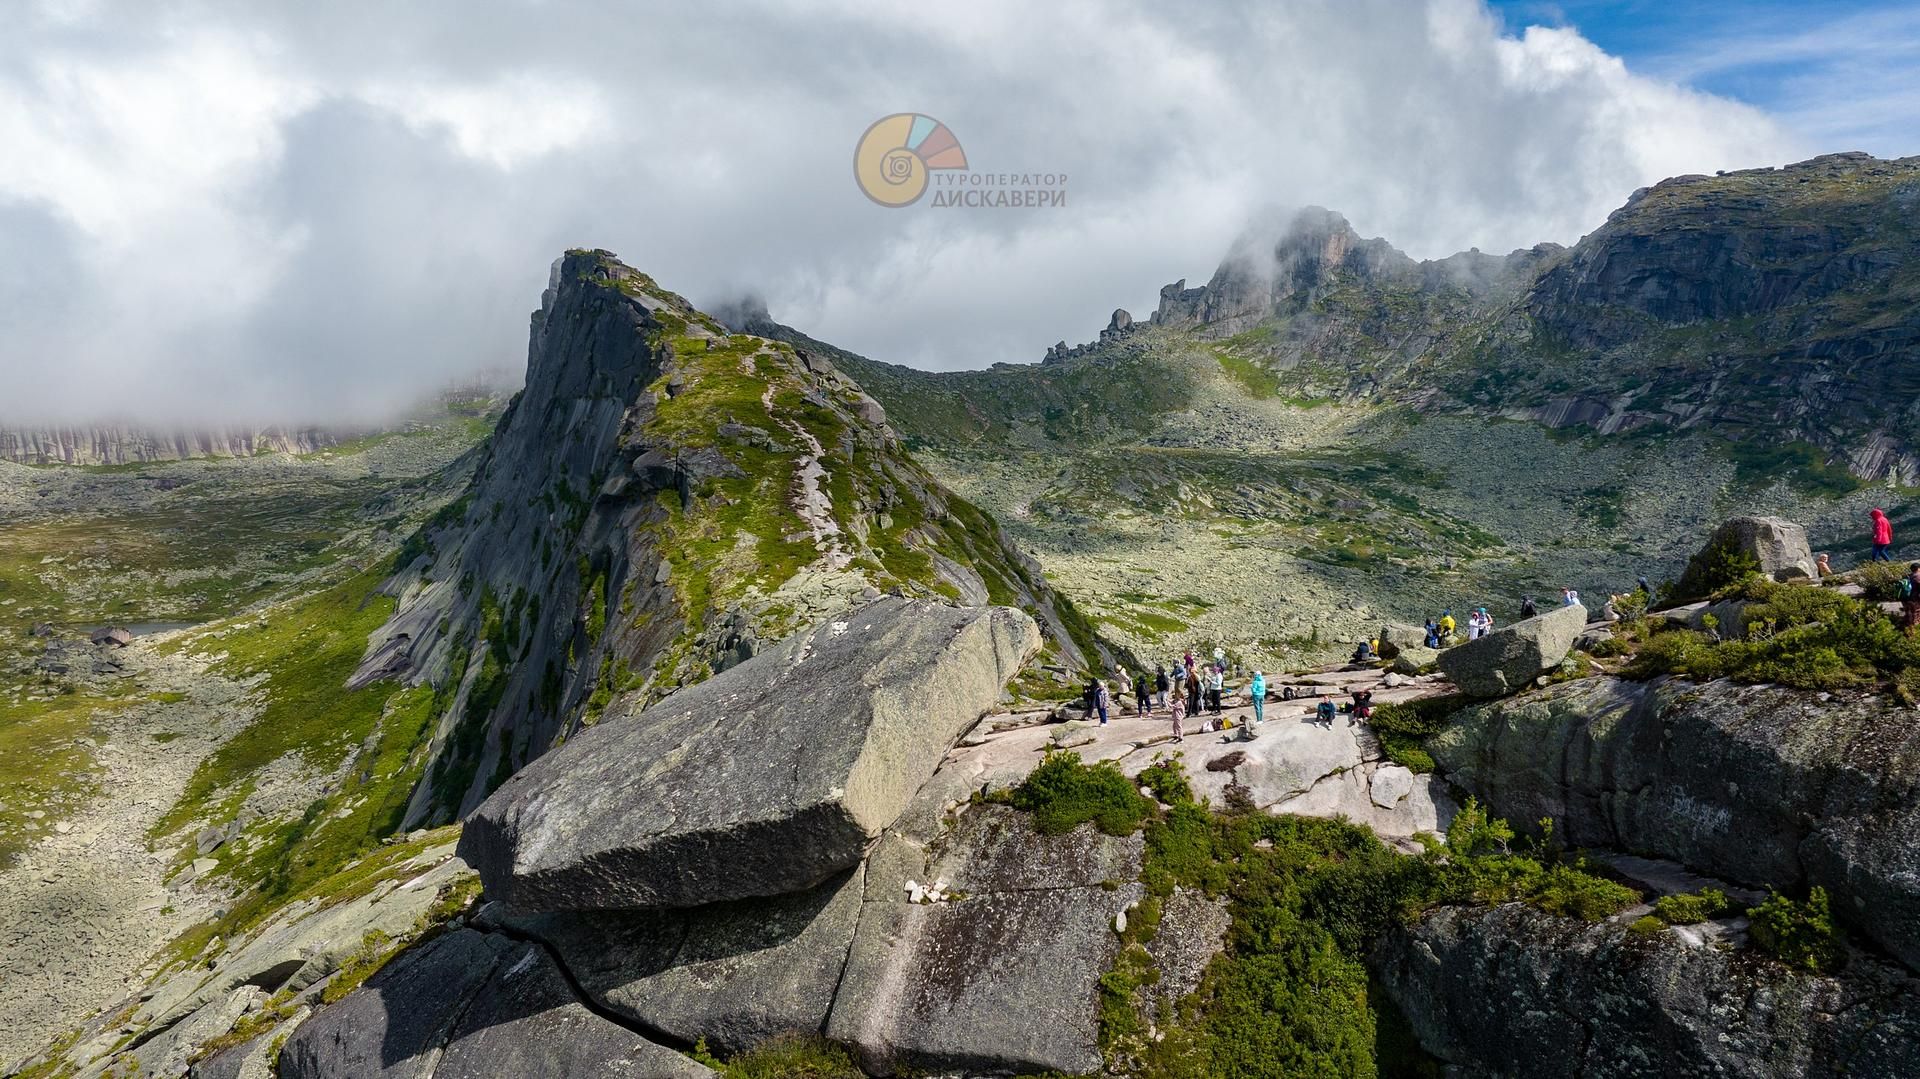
[1314,698,1338,727]
[1437,609,1457,641]
[1601,594,1622,622]
[1816,552,1833,578]
[1352,639,1376,664]
[1562,587,1581,607]
[1423,619,1442,649]
[1350,687,1374,721]
[1520,595,1539,619]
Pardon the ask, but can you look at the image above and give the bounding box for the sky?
[0,0,1911,424]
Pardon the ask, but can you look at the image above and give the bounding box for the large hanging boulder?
[460,598,1041,911]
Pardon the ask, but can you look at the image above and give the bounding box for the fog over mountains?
[0,0,1811,424]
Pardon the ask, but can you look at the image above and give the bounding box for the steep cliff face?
[1442,153,1920,477]
[362,251,1108,824]
[1375,904,1920,1078]
[1431,675,1920,972]
[0,425,344,465]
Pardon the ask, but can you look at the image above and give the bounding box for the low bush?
[1627,914,1667,939]
[1668,539,1762,604]
[1138,758,1194,806]
[1653,887,1737,925]
[1749,887,1846,974]
[1010,751,1154,836]
[1368,696,1466,776]
[1626,580,1920,691]
[1844,559,1908,602]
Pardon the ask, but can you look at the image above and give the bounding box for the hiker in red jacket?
[1871,508,1894,562]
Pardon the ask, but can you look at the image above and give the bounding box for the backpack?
[1904,578,1916,600]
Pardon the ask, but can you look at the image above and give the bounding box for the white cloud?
[0,0,1809,423]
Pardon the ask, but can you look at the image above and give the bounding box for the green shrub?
[1367,696,1465,776]
[1749,888,1845,974]
[1846,559,1909,602]
[1010,751,1154,836]
[1379,735,1435,774]
[1669,539,1762,603]
[1437,801,1637,922]
[1627,580,1920,692]
[1139,758,1195,806]
[1653,887,1736,925]
[1627,914,1667,939]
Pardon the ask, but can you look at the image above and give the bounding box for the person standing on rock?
[1186,666,1202,718]
[1206,665,1224,715]
[1096,679,1112,726]
[1520,595,1539,619]
[1871,508,1894,562]
[1083,678,1099,722]
[1424,618,1442,649]
[1169,686,1186,739]
[1249,670,1266,724]
[1467,608,1491,640]
[1134,671,1150,717]
[1437,609,1456,643]
[1154,665,1171,710]
[1816,553,1833,578]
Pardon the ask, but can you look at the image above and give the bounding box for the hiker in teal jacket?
[1249,670,1267,724]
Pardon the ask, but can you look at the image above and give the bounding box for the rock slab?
[828,806,1143,1077]
[1436,603,1584,698]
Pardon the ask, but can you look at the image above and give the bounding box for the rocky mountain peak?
[352,250,1110,824]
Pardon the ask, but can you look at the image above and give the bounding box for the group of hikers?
[1077,508,1920,740]
[1345,585,1595,663]
[1082,649,1377,739]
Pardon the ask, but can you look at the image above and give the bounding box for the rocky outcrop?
[1673,515,1817,599]
[459,598,1040,911]
[1431,676,1920,970]
[279,929,710,1079]
[357,252,1103,825]
[1374,903,1920,1077]
[1436,603,1584,698]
